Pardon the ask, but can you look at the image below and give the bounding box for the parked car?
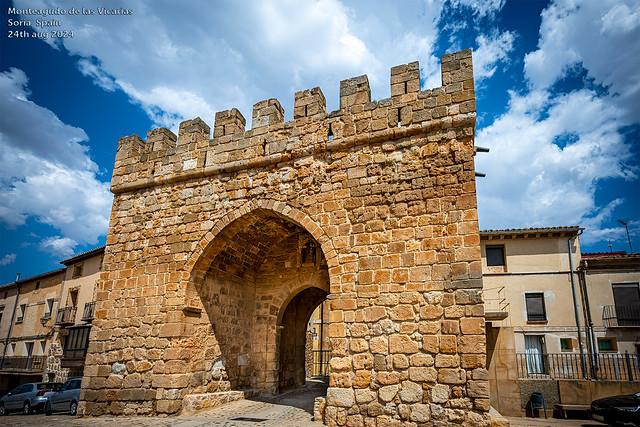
[591,392,640,426]
[45,377,82,416]
[0,382,61,415]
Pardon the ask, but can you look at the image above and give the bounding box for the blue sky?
[0,0,638,283]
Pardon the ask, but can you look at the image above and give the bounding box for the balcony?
[482,286,510,321]
[55,306,77,325]
[0,356,46,373]
[81,301,96,322]
[603,304,640,327]
[516,352,640,381]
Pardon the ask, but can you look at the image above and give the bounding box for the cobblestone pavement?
[506,416,606,426]
[2,382,325,427]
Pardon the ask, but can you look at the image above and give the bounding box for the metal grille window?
[486,245,505,266]
[525,293,547,322]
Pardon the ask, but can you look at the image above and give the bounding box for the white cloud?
[476,88,635,241]
[0,68,112,257]
[0,253,16,266]
[524,0,640,121]
[14,0,450,126]
[473,31,515,81]
[448,0,506,18]
[475,0,640,245]
[39,237,77,258]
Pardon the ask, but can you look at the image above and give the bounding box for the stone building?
[80,49,491,425]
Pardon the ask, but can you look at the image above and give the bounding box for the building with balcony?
[0,269,65,393]
[53,246,103,378]
[0,246,103,394]
[482,227,640,416]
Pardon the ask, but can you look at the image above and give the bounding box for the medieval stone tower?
[79,49,490,426]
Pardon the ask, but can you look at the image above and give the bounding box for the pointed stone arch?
[185,199,339,285]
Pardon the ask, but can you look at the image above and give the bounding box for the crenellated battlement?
[111,49,476,194]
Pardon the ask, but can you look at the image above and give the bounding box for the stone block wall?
[80,49,490,425]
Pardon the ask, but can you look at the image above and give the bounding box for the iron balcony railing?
[309,349,330,377]
[82,301,96,321]
[516,352,640,381]
[603,305,640,327]
[55,306,77,325]
[0,356,46,372]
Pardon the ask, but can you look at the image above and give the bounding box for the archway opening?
[192,208,330,395]
[278,286,327,391]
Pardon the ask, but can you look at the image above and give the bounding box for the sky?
[0,0,638,283]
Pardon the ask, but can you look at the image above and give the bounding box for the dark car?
[592,392,640,426]
[0,382,61,415]
[45,377,82,416]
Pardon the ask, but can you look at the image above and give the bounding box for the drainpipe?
[1,274,22,364]
[578,261,598,378]
[568,236,587,379]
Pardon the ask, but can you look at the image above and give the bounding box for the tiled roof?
[582,251,627,259]
[60,245,106,266]
[480,226,581,237]
[0,268,66,289]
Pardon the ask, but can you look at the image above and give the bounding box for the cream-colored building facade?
[0,247,103,394]
[0,269,65,392]
[481,226,640,416]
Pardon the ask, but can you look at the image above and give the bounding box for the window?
[525,293,547,322]
[40,340,46,355]
[560,338,574,352]
[63,325,91,360]
[42,298,53,319]
[612,283,640,326]
[598,337,618,352]
[525,335,546,374]
[0,305,4,324]
[69,288,79,308]
[486,245,505,266]
[16,303,26,323]
[35,281,41,290]
[66,379,81,390]
[72,264,83,278]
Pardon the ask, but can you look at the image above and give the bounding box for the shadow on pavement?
[250,377,328,415]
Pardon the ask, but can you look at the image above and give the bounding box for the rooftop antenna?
[617,219,633,253]
[607,240,613,253]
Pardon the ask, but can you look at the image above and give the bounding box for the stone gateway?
[79,49,491,426]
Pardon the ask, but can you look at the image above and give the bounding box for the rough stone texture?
[79,48,489,426]
[181,391,244,415]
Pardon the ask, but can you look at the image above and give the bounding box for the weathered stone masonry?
[79,48,490,426]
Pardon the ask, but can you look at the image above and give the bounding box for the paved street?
[506,416,606,427]
[2,379,607,427]
[2,382,325,427]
